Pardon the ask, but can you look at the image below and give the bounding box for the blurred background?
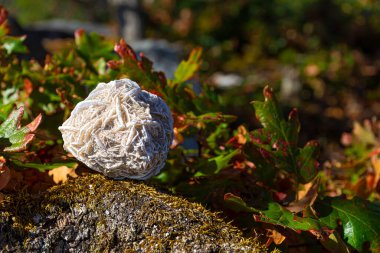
[1,0,380,152]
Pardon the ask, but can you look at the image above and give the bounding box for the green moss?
[0,174,270,252]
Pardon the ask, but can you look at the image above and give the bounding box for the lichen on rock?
[59,79,174,180]
[0,174,268,252]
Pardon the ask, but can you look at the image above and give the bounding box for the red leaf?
[0,157,10,190]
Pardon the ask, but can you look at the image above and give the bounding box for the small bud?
[263,85,273,100]
[114,39,128,58]
[74,28,85,45]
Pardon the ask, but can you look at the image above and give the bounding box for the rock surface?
[0,174,267,252]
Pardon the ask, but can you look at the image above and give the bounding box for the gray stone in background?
[108,0,143,42]
[280,66,302,103]
[131,39,182,79]
[109,0,183,79]
[27,19,114,38]
[211,72,244,89]
[0,175,266,253]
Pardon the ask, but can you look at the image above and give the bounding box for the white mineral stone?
[59,79,173,180]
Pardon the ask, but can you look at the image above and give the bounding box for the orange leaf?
[171,127,184,148]
[371,155,380,190]
[23,78,33,97]
[352,175,372,199]
[48,166,78,184]
[266,229,286,246]
[298,182,313,200]
[236,125,248,145]
[287,178,319,213]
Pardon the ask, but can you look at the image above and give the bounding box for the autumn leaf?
[371,155,380,190]
[172,47,202,85]
[108,39,168,99]
[0,106,42,153]
[250,85,319,184]
[48,166,78,184]
[266,229,286,246]
[287,178,319,213]
[0,156,10,190]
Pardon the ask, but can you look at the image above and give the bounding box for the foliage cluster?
[0,6,379,252]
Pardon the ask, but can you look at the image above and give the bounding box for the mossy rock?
[0,174,268,252]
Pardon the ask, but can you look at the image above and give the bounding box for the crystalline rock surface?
[59,79,174,180]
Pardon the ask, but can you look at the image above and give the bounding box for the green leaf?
[172,47,202,85]
[224,193,322,231]
[11,160,78,172]
[297,140,320,183]
[251,86,319,183]
[210,149,239,174]
[0,25,7,37]
[0,103,14,121]
[194,149,239,177]
[320,231,351,253]
[314,197,380,252]
[183,112,236,128]
[0,106,42,152]
[1,36,28,54]
[75,29,114,61]
[206,123,229,150]
[74,29,114,74]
